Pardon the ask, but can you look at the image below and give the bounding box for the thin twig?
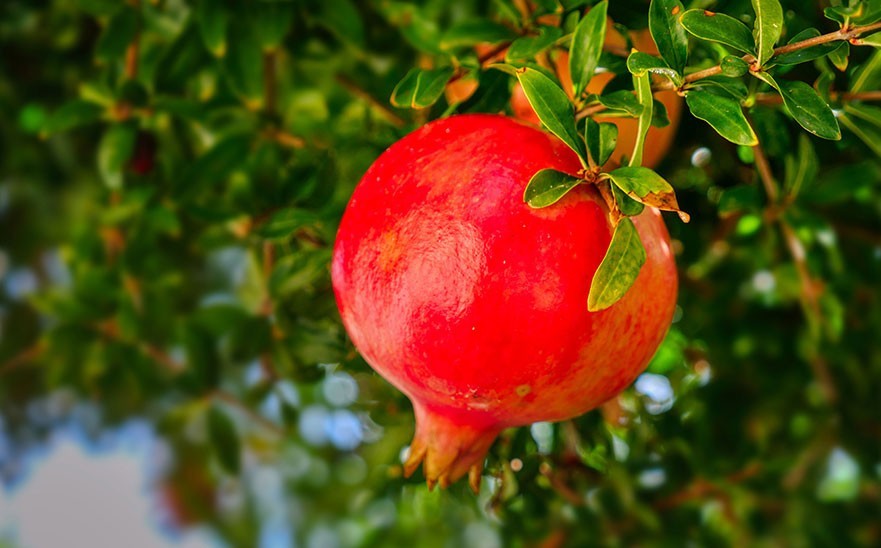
[212,389,286,436]
[335,74,407,128]
[655,19,881,91]
[0,343,46,375]
[750,130,838,404]
[752,140,780,205]
[756,89,881,105]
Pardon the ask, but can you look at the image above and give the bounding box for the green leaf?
[855,0,881,25]
[95,7,138,63]
[838,113,881,157]
[649,0,688,74]
[207,406,241,474]
[857,31,881,47]
[77,0,122,16]
[569,0,608,98]
[596,90,643,117]
[196,0,228,57]
[851,49,881,91]
[441,20,514,50]
[41,100,104,136]
[685,90,758,146]
[758,74,841,140]
[378,2,443,54]
[783,134,818,199]
[611,182,645,216]
[605,166,689,221]
[841,102,881,157]
[689,76,749,101]
[312,0,365,48]
[772,28,843,66]
[97,124,137,190]
[829,42,850,71]
[257,208,321,239]
[626,52,681,86]
[506,26,563,60]
[679,9,755,55]
[585,119,618,167]
[588,218,646,312]
[630,72,654,167]
[720,55,750,77]
[223,19,264,107]
[391,67,455,109]
[752,0,784,67]
[515,68,587,162]
[457,70,512,113]
[523,168,583,208]
[253,1,294,51]
[176,134,252,200]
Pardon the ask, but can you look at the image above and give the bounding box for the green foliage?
[2,0,881,546]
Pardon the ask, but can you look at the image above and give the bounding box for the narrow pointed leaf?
[685,90,758,146]
[606,166,689,221]
[585,119,618,167]
[721,55,750,77]
[596,90,643,116]
[42,100,104,136]
[783,134,818,199]
[851,49,881,91]
[829,42,850,71]
[856,32,881,47]
[627,51,681,85]
[611,182,645,216]
[208,406,241,474]
[97,123,137,190]
[506,26,563,60]
[523,168,583,208]
[752,0,784,66]
[680,9,755,55]
[196,0,228,56]
[588,218,646,312]
[839,114,881,157]
[570,0,608,98]
[630,72,654,167]
[760,73,841,140]
[649,0,688,73]
[391,67,455,109]
[440,20,514,50]
[516,68,587,161]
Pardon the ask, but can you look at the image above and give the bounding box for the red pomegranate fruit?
[332,114,677,491]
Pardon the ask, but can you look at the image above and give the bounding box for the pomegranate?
[332,114,677,491]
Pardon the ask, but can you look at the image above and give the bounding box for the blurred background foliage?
[0,0,880,546]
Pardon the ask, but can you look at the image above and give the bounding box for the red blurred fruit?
[332,115,677,491]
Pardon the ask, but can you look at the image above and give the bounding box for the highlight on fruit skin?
[331,114,677,491]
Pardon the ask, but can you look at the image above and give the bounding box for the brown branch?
[335,74,406,128]
[0,343,46,375]
[212,389,285,436]
[655,19,881,91]
[750,127,838,405]
[259,242,280,382]
[756,89,881,105]
[94,320,185,375]
[654,462,762,510]
[752,140,780,205]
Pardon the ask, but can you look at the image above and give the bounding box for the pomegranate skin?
[332,114,677,490]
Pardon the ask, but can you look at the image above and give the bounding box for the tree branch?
[750,131,838,405]
[336,74,406,128]
[655,19,881,91]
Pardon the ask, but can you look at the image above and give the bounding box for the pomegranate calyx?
[403,402,503,493]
